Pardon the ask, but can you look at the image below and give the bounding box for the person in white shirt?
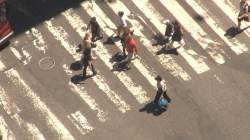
[154,75,171,105]
[117,11,127,38]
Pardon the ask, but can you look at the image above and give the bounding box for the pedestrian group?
[77,0,250,109]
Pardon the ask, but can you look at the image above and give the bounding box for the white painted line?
[0,86,21,116]
[0,85,44,140]
[9,47,30,65]
[21,48,32,64]
[0,60,6,72]
[67,111,94,136]
[12,114,46,140]
[0,116,16,140]
[4,68,75,140]
[45,20,130,113]
[62,64,109,122]
[210,0,250,39]
[26,28,48,53]
[127,0,210,74]
[63,7,151,103]
[87,1,158,88]
[82,1,191,81]
[159,0,227,64]
[186,0,248,55]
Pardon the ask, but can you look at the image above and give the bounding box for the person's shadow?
[152,33,169,46]
[156,46,180,55]
[139,101,167,116]
[69,61,93,84]
[224,26,250,38]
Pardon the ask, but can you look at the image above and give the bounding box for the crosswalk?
[0,0,250,139]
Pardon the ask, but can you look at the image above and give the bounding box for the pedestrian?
[164,19,174,41]
[237,0,249,30]
[119,35,137,69]
[121,26,134,56]
[164,20,184,49]
[117,11,127,38]
[81,32,97,78]
[87,17,103,42]
[154,75,171,107]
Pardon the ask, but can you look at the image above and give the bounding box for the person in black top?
[80,33,97,78]
[165,20,184,49]
[87,17,103,42]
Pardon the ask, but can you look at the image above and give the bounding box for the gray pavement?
[0,0,250,140]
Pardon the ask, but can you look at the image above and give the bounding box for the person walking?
[117,11,127,38]
[238,0,249,30]
[164,19,174,41]
[87,17,103,42]
[164,20,184,49]
[81,33,97,78]
[154,75,171,107]
[119,34,137,69]
[121,26,134,56]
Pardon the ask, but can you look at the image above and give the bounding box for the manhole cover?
[38,57,55,70]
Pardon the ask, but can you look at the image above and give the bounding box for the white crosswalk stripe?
[185,0,248,55]
[0,116,16,140]
[45,20,131,113]
[129,0,210,74]
[62,64,109,122]
[67,111,94,136]
[88,1,191,80]
[159,0,228,64]
[63,7,151,104]
[0,85,44,140]
[3,67,75,140]
[210,0,250,38]
[2,0,250,138]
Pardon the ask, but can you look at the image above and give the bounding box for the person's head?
[164,19,170,25]
[155,75,162,82]
[242,0,247,2]
[118,11,124,17]
[90,17,96,23]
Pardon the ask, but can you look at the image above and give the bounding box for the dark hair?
[118,11,124,17]
[155,75,162,81]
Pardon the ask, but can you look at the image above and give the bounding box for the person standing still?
[81,33,97,78]
[238,0,249,29]
[154,75,171,105]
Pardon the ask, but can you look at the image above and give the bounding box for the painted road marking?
[186,0,248,55]
[84,1,191,81]
[45,20,130,113]
[129,0,210,74]
[62,64,109,122]
[0,116,16,140]
[67,111,94,136]
[4,68,75,140]
[65,7,151,103]
[26,28,48,54]
[210,0,250,39]
[0,85,44,140]
[159,0,227,64]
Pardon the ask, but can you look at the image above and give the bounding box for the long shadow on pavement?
[139,101,168,116]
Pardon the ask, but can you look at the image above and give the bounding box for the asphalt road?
[0,0,250,140]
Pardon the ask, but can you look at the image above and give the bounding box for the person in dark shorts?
[154,75,171,106]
